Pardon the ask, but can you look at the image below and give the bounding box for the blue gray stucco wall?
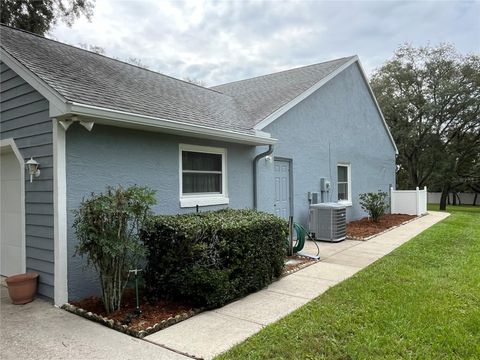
[0,62,54,299]
[66,124,255,300]
[65,62,396,300]
[256,63,396,226]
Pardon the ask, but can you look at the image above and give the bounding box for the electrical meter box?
[320,178,331,192]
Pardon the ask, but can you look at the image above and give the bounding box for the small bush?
[141,209,288,309]
[359,191,389,222]
[73,185,156,313]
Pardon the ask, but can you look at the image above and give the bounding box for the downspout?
[253,145,274,209]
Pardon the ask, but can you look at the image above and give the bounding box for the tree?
[1,0,94,35]
[73,185,156,313]
[78,42,105,55]
[371,44,480,209]
[183,77,207,87]
[125,57,149,69]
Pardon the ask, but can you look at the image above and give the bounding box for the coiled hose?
[290,223,320,257]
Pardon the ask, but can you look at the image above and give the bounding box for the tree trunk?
[473,193,478,206]
[452,192,457,205]
[439,187,449,211]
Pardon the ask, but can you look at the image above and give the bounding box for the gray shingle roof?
[0,25,253,134]
[211,56,355,125]
[1,25,355,135]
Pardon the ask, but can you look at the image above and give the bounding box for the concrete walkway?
[145,211,449,359]
[0,286,188,360]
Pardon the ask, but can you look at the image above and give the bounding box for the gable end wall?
[257,63,396,224]
[0,62,54,299]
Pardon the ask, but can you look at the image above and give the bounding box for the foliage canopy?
[73,185,156,313]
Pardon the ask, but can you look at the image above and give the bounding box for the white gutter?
[67,102,277,146]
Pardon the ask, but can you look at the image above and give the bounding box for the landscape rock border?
[61,257,311,338]
[282,255,318,276]
[61,303,203,338]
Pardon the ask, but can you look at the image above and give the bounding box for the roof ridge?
[0,23,226,95]
[212,56,356,89]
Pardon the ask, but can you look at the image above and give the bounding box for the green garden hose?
[293,222,307,253]
[286,222,320,258]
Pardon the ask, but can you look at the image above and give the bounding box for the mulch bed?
[64,255,318,338]
[64,288,200,338]
[70,288,194,332]
[283,254,317,274]
[347,213,417,240]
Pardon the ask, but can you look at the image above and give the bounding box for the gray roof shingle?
[211,57,355,125]
[1,25,354,134]
[0,25,253,134]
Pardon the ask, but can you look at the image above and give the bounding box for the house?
[0,25,397,305]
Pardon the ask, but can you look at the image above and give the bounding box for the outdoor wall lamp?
[265,155,274,163]
[26,157,40,183]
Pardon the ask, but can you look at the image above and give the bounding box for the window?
[337,163,351,204]
[179,144,228,207]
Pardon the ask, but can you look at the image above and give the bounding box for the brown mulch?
[70,289,193,331]
[70,256,316,332]
[347,213,417,239]
[284,254,316,272]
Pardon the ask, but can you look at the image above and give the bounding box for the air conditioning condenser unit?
[308,203,347,242]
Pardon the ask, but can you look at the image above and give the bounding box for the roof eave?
[1,47,275,146]
[66,102,277,146]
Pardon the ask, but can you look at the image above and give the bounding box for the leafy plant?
[359,191,389,222]
[142,209,288,309]
[73,185,156,313]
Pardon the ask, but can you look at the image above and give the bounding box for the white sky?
[50,0,480,86]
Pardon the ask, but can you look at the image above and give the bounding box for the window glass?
[182,173,221,193]
[337,165,350,201]
[338,166,348,182]
[182,152,222,171]
[182,150,223,194]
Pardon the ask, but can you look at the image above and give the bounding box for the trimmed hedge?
[142,209,288,309]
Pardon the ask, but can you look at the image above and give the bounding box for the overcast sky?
[50,0,479,86]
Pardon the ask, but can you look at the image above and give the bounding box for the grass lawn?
[217,205,480,359]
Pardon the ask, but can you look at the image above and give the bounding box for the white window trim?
[337,163,352,206]
[179,144,229,208]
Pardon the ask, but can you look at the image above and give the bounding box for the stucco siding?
[66,124,255,300]
[0,62,54,298]
[257,63,396,225]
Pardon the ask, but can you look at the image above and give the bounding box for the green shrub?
[359,191,389,222]
[141,209,288,309]
[73,185,156,313]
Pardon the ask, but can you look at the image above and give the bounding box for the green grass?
[217,205,480,359]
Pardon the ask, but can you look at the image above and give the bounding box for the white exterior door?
[0,150,23,276]
[274,160,290,219]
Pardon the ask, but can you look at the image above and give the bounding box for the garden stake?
[288,216,294,256]
[129,269,143,315]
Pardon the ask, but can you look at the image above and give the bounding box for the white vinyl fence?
[390,186,428,216]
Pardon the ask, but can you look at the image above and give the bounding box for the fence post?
[415,186,420,216]
[390,187,394,214]
[424,186,428,214]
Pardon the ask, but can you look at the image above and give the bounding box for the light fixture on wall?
[265,155,274,163]
[26,157,40,183]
